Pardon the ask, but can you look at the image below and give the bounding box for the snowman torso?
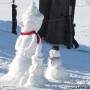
[15,1,43,57]
[17,32,40,55]
[48,57,62,67]
[19,35,32,48]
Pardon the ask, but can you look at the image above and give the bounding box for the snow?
[0,0,90,90]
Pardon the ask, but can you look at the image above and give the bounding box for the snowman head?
[49,46,60,58]
[21,2,44,32]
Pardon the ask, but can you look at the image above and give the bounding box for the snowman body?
[18,2,44,86]
[0,2,44,85]
[45,48,68,82]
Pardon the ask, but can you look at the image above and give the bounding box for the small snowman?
[0,2,44,86]
[45,46,68,82]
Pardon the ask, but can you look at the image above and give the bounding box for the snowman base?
[45,66,68,82]
[25,74,44,87]
[0,74,19,86]
[25,55,44,86]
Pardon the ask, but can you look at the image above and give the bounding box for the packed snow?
[0,0,90,90]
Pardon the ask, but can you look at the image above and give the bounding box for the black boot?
[73,39,79,48]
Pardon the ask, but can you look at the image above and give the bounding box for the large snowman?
[20,2,45,86]
[0,2,44,86]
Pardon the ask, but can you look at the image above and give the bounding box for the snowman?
[0,2,44,86]
[19,2,45,86]
[45,46,68,82]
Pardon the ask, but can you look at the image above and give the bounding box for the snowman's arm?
[23,35,37,51]
[15,36,22,50]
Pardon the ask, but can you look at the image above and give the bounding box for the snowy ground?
[0,0,90,90]
[0,20,90,90]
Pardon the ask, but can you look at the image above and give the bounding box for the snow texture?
[0,0,90,90]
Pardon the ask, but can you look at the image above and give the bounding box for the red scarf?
[21,30,40,44]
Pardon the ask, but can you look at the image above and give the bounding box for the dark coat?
[39,0,52,19]
[44,0,69,44]
[38,0,78,47]
[38,0,52,38]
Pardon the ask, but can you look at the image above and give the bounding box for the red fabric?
[21,30,40,44]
